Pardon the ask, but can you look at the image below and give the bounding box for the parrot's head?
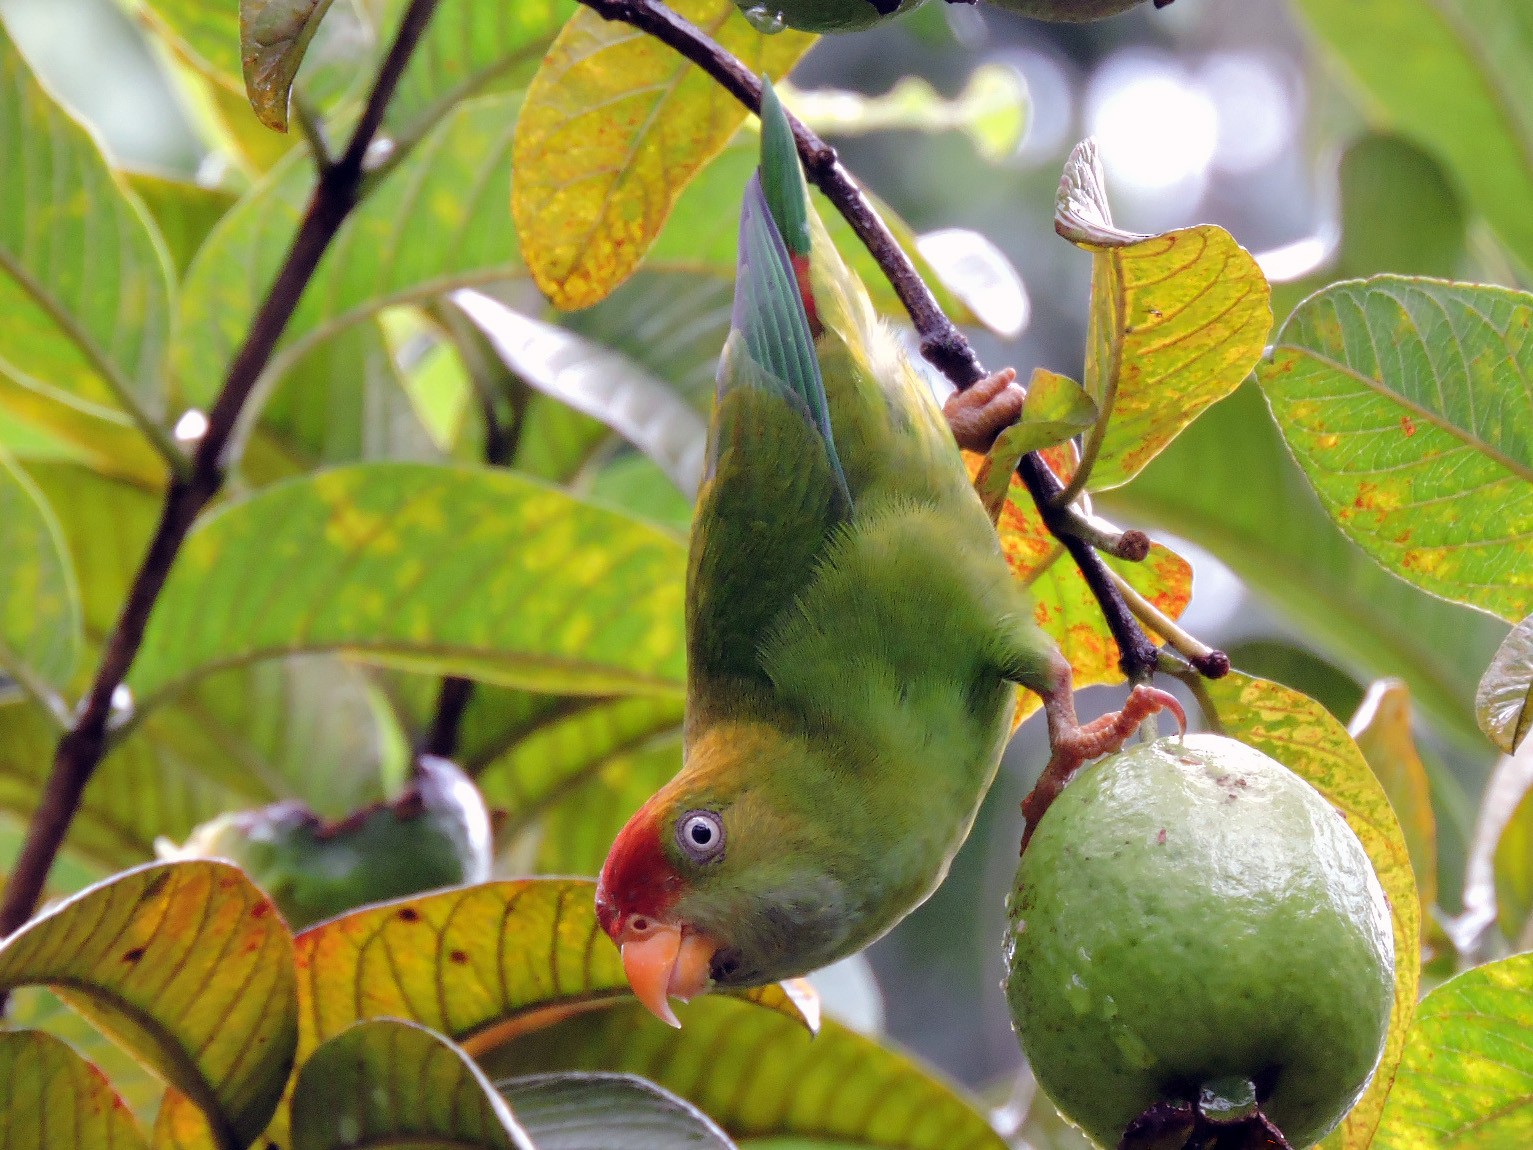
[596,724,859,1028]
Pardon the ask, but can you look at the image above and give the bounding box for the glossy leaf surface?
[129,463,688,707]
[1477,613,1533,754]
[1373,951,1533,1149]
[512,0,812,310]
[499,1071,736,1150]
[1258,277,1533,621]
[1201,673,1419,1150]
[0,861,297,1149]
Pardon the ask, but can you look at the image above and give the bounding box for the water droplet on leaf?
[742,5,787,33]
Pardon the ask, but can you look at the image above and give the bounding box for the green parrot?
[595,82,1180,1027]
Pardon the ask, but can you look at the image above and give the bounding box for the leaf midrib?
[1274,343,1533,484]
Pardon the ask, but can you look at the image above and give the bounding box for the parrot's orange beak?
[614,917,720,1028]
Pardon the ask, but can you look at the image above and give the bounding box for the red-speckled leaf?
[1257,276,1533,622]
[482,997,1006,1150]
[0,861,297,1150]
[1201,673,1419,1150]
[973,448,1192,722]
[1056,140,1271,491]
[512,0,813,310]
[1372,951,1533,1150]
[0,1029,149,1149]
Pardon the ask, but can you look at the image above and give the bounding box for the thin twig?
[1105,566,1230,679]
[0,0,444,941]
[574,0,1163,679]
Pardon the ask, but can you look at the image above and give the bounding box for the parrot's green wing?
[686,175,851,706]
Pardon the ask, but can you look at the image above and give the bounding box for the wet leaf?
[0,24,174,443]
[291,1019,533,1150]
[128,463,687,707]
[1055,140,1271,491]
[292,877,813,1066]
[1372,951,1533,1150]
[484,997,1005,1150]
[174,93,524,411]
[240,0,336,132]
[0,861,297,1149]
[0,1029,149,1149]
[1200,673,1420,1150]
[454,290,709,496]
[1477,614,1533,754]
[1348,679,1438,912]
[0,452,79,694]
[973,370,1096,519]
[1293,0,1533,272]
[1257,276,1533,622]
[499,1071,736,1150]
[1101,383,1506,750]
[512,0,812,310]
[975,449,1191,720]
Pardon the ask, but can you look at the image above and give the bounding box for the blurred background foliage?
[0,0,1523,1113]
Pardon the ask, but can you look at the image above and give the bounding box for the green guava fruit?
[983,0,1166,22]
[733,0,927,34]
[1004,734,1393,1149]
[162,755,492,930]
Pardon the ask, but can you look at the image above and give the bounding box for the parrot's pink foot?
[944,367,1025,453]
[1022,684,1186,852]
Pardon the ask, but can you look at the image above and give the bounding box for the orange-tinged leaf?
[483,997,1006,1150]
[152,1091,219,1150]
[0,1029,149,1149]
[1348,679,1438,913]
[293,878,815,1061]
[970,448,1192,722]
[512,0,813,310]
[0,861,297,1150]
[1201,673,1420,1150]
[1056,140,1272,491]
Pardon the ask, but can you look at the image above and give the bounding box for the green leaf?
[1348,679,1439,913]
[1372,951,1533,1149]
[0,861,298,1150]
[1199,673,1419,1150]
[174,92,525,412]
[123,171,238,279]
[1293,0,1533,272]
[129,463,686,706]
[0,24,175,456]
[0,451,80,695]
[1100,381,1509,749]
[455,291,708,495]
[534,734,683,876]
[1055,139,1272,491]
[1460,749,1533,955]
[240,0,337,132]
[0,1029,150,1149]
[292,1019,533,1150]
[1477,613,1533,754]
[499,1071,736,1150]
[6,987,164,1121]
[512,0,813,310]
[288,879,814,1086]
[1258,276,1533,621]
[483,997,1005,1150]
[973,369,1096,518]
[139,1,244,88]
[1494,783,1533,947]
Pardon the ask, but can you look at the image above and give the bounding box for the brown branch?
[575,0,1164,680]
[0,0,444,941]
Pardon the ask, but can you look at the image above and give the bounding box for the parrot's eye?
[676,810,725,863]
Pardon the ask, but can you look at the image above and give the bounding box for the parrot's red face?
[595,795,727,1029]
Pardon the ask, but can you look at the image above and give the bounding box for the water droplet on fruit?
[742,5,787,33]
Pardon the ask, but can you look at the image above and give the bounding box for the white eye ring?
[676,810,725,863]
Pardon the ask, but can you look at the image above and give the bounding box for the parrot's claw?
[944,367,1025,454]
[1022,684,1186,852]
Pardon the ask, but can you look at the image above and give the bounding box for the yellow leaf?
[0,1029,149,1149]
[1348,679,1438,914]
[1202,673,1420,1150]
[512,0,813,309]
